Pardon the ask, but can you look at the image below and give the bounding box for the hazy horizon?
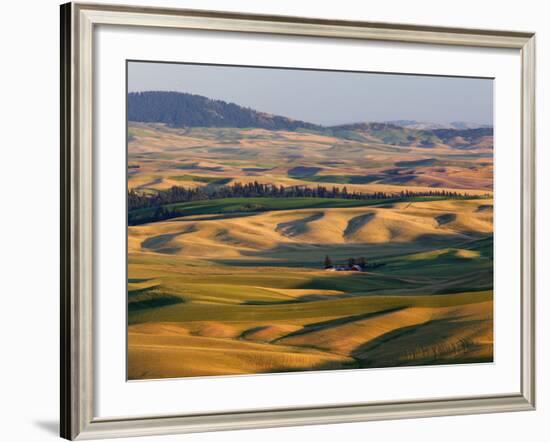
[128,61,493,126]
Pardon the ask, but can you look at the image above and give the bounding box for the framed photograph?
[60,2,536,440]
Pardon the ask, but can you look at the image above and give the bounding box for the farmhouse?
[326,264,363,272]
[323,255,385,272]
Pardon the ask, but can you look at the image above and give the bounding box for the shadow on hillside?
[273,306,407,342]
[350,317,492,368]
[213,232,493,269]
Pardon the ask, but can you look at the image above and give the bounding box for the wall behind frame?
[0,0,546,441]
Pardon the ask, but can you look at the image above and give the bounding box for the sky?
[128,61,493,126]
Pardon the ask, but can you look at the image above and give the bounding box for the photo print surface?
[126,61,494,380]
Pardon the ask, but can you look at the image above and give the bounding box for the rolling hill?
[126,91,494,380]
[383,120,492,130]
[329,122,493,149]
[128,91,492,150]
[127,200,494,379]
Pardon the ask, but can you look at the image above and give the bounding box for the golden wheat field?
[127,122,493,380]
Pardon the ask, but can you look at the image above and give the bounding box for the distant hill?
[383,120,492,130]
[431,127,493,147]
[128,91,492,150]
[128,91,321,131]
[329,122,492,149]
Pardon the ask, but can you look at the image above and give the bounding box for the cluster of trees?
[128,181,481,212]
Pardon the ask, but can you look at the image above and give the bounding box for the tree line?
[129,181,486,211]
[128,181,481,211]
[127,181,490,223]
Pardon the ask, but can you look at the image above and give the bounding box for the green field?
[167,174,232,185]
[128,195,479,225]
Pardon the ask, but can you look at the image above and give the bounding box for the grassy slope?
[128,201,493,379]
[127,123,494,192]
[128,195,488,225]
[126,124,494,379]
[128,291,492,379]
[131,197,388,216]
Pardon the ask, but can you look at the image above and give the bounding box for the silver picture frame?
[60,2,536,439]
